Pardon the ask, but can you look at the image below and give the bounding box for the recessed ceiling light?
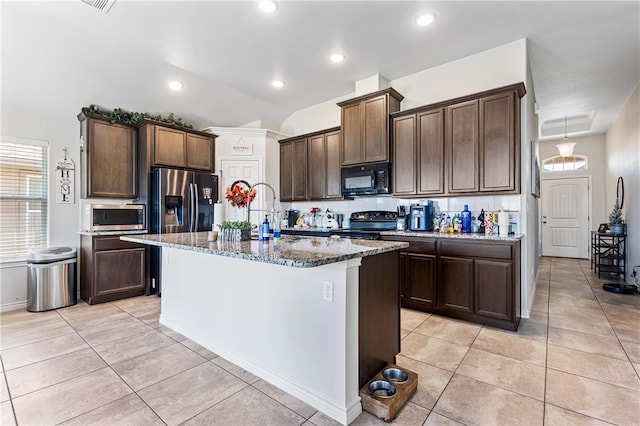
[168,80,183,91]
[330,53,346,63]
[272,80,285,88]
[416,12,436,26]
[258,1,277,13]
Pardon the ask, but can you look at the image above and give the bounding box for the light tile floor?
[1,257,639,425]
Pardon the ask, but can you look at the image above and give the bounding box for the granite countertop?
[121,232,408,268]
[78,230,149,236]
[380,230,524,241]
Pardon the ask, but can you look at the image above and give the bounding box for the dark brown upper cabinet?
[279,127,341,202]
[337,88,403,166]
[279,137,308,202]
[392,108,445,196]
[78,113,138,199]
[138,122,216,172]
[391,82,525,198]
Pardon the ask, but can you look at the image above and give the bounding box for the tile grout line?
[541,256,552,425]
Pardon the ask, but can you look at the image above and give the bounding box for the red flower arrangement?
[225,180,256,208]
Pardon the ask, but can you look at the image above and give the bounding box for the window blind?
[0,138,49,261]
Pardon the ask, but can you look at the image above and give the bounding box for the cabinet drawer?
[439,240,512,260]
[384,237,437,255]
[94,236,146,251]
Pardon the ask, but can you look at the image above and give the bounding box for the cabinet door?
[402,252,437,309]
[308,134,326,199]
[93,248,146,300]
[279,142,293,201]
[87,119,137,198]
[154,126,186,167]
[438,256,474,313]
[447,100,479,194]
[475,259,513,320]
[362,95,388,163]
[418,108,445,195]
[325,131,342,199]
[480,92,516,192]
[341,102,362,166]
[392,114,417,196]
[186,133,214,171]
[292,138,308,200]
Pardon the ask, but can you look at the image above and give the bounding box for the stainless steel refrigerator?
[149,168,219,293]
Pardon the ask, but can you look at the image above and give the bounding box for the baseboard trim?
[1,300,27,313]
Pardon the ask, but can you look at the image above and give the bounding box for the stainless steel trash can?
[27,247,77,312]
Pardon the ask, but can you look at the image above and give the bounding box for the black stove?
[331,210,397,239]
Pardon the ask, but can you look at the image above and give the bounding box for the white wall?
[605,83,639,283]
[1,105,81,310]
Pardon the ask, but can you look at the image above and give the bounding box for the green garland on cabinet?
[82,104,193,129]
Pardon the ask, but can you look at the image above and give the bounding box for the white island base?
[159,247,363,424]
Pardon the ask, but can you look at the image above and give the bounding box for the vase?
[610,224,625,235]
[221,229,251,242]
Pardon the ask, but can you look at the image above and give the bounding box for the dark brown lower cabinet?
[382,236,521,331]
[438,256,474,313]
[81,235,148,305]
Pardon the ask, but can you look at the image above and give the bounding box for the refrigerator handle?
[194,183,199,232]
[189,183,195,232]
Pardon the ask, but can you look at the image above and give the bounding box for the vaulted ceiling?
[2,1,638,140]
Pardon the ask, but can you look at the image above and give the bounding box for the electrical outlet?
[322,281,333,302]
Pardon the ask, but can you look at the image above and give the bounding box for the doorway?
[541,177,590,258]
[219,159,261,223]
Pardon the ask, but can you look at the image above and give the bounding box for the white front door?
[541,177,590,258]
[220,159,261,223]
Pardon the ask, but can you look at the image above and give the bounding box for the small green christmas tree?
[608,199,623,225]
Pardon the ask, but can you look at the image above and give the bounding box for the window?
[542,154,587,172]
[0,138,49,261]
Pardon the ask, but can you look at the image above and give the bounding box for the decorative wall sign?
[230,137,253,156]
[56,147,75,204]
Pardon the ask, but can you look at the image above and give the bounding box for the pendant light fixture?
[556,115,576,157]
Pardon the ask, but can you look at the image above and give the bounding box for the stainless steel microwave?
[341,163,391,196]
[83,204,145,232]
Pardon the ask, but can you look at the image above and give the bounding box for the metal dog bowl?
[382,367,409,383]
[369,380,397,398]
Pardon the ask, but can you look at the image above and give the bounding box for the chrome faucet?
[247,182,277,224]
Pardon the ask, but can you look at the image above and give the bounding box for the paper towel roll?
[498,211,510,236]
[213,202,225,230]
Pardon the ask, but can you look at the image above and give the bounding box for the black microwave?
[341,163,391,196]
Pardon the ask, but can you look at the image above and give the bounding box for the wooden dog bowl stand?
[359,363,418,422]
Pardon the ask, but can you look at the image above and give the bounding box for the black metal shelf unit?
[591,231,626,279]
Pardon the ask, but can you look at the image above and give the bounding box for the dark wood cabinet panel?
[362,95,388,163]
[79,115,137,199]
[358,251,400,387]
[325,130,342,199]
[81,235,147,305]
[292,138,308,201]
[392,115,417,195]
[479,91,518,192]
[338,88,403,166]
[418,109,445,195]
[475,259,513,321]
[154,126,186,167]
[402,252,437,309]
[186,133,214,171]
[447,100,479,194]
[341,103,362,166]
[439,256,474,313]
[308,135,326,200]
[279,142,293,201]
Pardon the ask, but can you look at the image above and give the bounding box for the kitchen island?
[121,232,408,425]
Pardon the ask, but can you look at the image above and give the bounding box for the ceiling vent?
[540,112,595,138]
[80,0,116,13]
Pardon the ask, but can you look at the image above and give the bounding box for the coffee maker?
[408,203,434,231]
[284,209,300,228]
